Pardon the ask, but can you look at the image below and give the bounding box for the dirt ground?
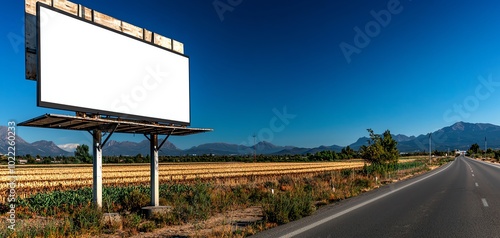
[475,157,498,163]
[128,206,263,238]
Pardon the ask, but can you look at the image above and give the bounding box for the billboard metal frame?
[36,2,191,126]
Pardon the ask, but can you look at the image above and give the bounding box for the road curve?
[252,155,500,238]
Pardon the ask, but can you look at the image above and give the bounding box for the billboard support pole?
[150,134,159,206]
[92,129,103,208]
[145,131,172,207]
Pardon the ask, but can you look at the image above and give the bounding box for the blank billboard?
[37,3,190,125]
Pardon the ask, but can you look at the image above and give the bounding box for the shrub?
[151,211,176,227]
[171,182,213,223]
[159,197,168,206]
[264,181,277,189]
[262,189,314,225]
[278,176,293,187]
[122,189,149,212]
[139,221,156,232]
[0,203,9,214]
[71,205,103,233]
[122,213,142,234]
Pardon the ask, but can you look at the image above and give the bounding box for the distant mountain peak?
[32,140,55,145]
[256,141,274,146]
[255,141,278,149]
[448,121,496,132]
[451,121,466,131]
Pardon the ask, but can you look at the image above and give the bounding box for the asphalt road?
[252,155,500,238]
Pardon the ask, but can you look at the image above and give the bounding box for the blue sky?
[3,0,500,150]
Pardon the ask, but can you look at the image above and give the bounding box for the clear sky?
[2,0,500,150]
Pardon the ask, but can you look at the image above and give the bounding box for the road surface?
[252,155,500,238]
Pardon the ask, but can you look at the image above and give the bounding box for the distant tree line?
[466,143,498,160]
[8,130,493,165]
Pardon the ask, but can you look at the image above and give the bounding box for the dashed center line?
[475,182,479,187]
[472,174,475,177]
[482,198,489,207]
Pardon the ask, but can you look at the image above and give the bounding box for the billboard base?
[19,113,212,207]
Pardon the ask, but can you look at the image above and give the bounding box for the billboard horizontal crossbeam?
[18,114,212,136]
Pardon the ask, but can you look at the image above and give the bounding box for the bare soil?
[128,206,263,238]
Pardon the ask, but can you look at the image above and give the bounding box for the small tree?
[360,129,399,174]
[341,146,355,160]
[469,143,480,154]
[381,130,398,166]
[75,144,92,163]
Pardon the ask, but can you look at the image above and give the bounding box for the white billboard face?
[37,4,190,125]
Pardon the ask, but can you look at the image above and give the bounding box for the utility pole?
[429,133,432,164]
[253,133,256,162]
[485,137,487,159]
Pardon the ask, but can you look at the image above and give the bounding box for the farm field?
[0,159,422,203]
[1,161,374,202]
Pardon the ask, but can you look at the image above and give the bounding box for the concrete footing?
[141,206,173,219]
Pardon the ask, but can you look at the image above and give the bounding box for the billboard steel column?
[92,129,103,208]
[150,134,159,206]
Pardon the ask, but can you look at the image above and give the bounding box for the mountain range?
[0,122,499,156]
[0,126,72,156]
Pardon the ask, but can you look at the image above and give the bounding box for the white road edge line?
[482,198,489,207]
[467,157,500,169]
[280,161,455,238]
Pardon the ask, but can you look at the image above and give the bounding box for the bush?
[264,181,277,189]
[71,205,103,233]
[0,203,9,214]
[159,197,168,206]
[278,176,293,187]
[139,221,156,232]
[354,178,370,188]
[122,189,149,212]
[263,189,315,225]
[123,213,142,234]
[151,211,176,227]
[171,182,213,222]
[188,183,212,219]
